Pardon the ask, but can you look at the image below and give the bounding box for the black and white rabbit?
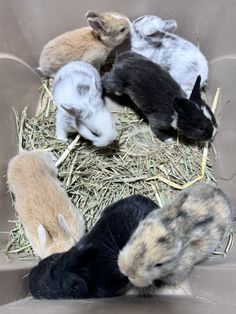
[102,51,217,143]
[29,194,159,299]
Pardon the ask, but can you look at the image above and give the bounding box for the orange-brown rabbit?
[39,11,131,76]
[7,150,85,258]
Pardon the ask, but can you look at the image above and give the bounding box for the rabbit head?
[86,11,131,48]
[132,15,177,46]
[118,211,182,288]
[118,183,232,288]
[172,76,217,141]
[61,104,118,147]
[29,244,96,299]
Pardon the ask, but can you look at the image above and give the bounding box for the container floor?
[1,295,236,314]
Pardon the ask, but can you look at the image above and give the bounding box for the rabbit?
[29,194,159,299]
[7,150,85,259]
[102,51,217,143]
[53,61,118,147]
[38,11,131,76]
[131,15,208,97]
[118,183,232,288]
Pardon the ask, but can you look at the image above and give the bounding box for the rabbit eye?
[154,263,164,267]
[120,27,126,33]
[91,131,99,137]
[198,127,205,132]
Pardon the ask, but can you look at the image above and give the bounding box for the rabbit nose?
[126,267,136,278]
[153,279,165,288]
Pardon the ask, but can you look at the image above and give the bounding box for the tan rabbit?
[39,11,131,76]
[7,150,85,258]
[118,183,232,288]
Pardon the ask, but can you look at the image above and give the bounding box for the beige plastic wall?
[0,0,235,310]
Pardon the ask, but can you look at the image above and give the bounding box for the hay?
[5,79,217,256]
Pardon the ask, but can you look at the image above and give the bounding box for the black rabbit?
[102,51,217,143]
[29,194,159,299]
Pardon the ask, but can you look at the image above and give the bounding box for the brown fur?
[7,150,85,258]
[39,11,130,76]
[118,183,232,287]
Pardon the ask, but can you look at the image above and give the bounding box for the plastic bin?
[0,0,235,313]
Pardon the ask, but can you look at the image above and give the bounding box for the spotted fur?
[118,183,232,288]
[131,15,208,97]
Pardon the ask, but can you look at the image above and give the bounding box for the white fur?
[131,15,208,97]
[201,106,212,121]
[58,214,71,236]
[171,112,178,129]
[53,61,118,147]
[38,224,47,248]
[212,125,217,139]
[164,137,175,144]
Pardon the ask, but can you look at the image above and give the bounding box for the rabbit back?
[7,150,85,258]
[39,27,107,76]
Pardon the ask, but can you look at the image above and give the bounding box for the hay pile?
[5,79,216,257]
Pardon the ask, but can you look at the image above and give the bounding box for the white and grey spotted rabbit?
[53,61,118,147]
[118,183,232,288]
[131,15,208,97]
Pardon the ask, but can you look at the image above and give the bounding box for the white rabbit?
[53,61,118,147]
[131,15,208,97]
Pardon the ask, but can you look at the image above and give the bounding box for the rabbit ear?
[85,10,102,19]
[186,214,214,241]
[38,224,52,248]
[173,97,192,115]
[147,30,165,39]
[174,192,189,211]
[87,13,108,34]
[61,105,82,117]
[166,192,189,222]
[190,75,202,101]
[89,76,99,95]
[58,214,72,237]
[163,20,177,33]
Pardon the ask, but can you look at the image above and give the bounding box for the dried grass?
[5,78,217,256]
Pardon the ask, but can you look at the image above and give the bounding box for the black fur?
[29,194,158,299]
[102,51,217,142]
